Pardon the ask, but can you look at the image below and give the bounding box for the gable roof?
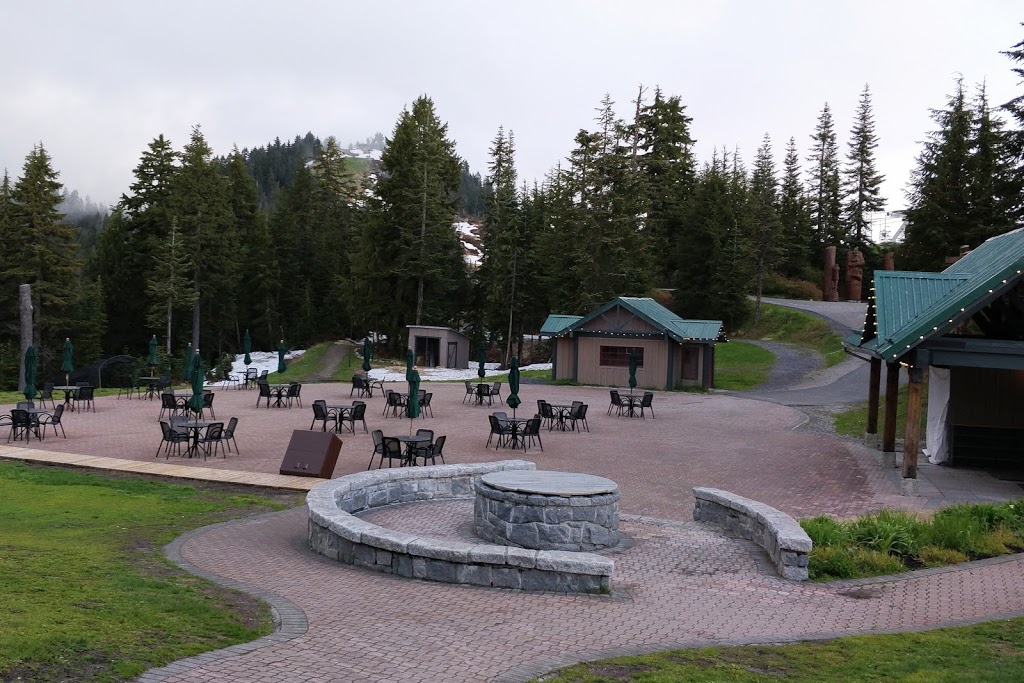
[856,227,1024,361]
[540,315,583,336]
[547,297,725,343]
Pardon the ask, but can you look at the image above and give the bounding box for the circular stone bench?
[474,471,620,551]
[307,461,614,594]
[692,487,813,580]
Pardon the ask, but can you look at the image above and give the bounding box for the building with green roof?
[540,297,726,390]
[845,227,1024,487]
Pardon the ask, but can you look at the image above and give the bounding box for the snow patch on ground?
[368,362,552,383]
[204,350,306,387]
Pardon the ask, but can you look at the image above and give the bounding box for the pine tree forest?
[2,31,1024,388]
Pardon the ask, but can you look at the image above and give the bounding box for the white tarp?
[924,366,951,464]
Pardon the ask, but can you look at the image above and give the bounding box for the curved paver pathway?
[146,502,1024,683]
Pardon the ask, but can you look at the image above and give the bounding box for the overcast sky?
[2,1,1021,225]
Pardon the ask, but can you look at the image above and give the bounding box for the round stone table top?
[480,470,618,497]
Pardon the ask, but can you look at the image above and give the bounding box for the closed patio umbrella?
[147,335,158,370]
[628,348,638,394]
[183,343,193,381]
[362,336,372,373]
[477,342,487,379]
[187,351,205,416]
[507,356,521,418]
[243,329,252,367]
[277,340,287,374]
[61,338,74,386]
[405,348,420,434]
[23,345,37,402]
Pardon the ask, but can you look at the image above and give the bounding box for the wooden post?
[902,365,925,486]
[19,284,33,393]
[882,362,899,453]
[866,357,881,446]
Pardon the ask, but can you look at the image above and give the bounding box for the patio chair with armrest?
[412,434,446,466]
[197,422,225,460]
[640,391,655,419]
[377,436,406,468]
[607,390,624,416]
[486,414,512,449]
[7,410,38,442]
[37,404,66,439]
[523,417,543,451]
[385,390,406,418]
[257,382,273,408]
[567,403,589,432]
[243,368,258,389]
[463,381,475,404]
[39,382,56,409]
[367,429,385,470]
[286,382,303,408]
[476,383,493,406]
[223,416,239,453]
[157,421,188,458]
[74,386,96,413]
[490,382,503,405]
[201,391,216,419]
[420,392,434,418]
[340,401,368,434]
[310,401,336,432]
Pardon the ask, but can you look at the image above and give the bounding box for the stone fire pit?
[474,470,620,551]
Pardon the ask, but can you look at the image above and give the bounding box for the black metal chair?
[159,393,180,420]
[476,383,493,406]
[486,414,511,449]
[413,434,446,466]
[463,381,475,404]
[201,391,216,419]
[367,429,385,470]
[351,375,368,398]
[490,382,503,405]
[7,409,38,442]
[286,382,302,408]
[607,390,624,416]
[74,386,96,413]
[310,401,336,432]
[242,368,258,389]
[640,391,655,419]
[420,392,434,418]
[567,403,590,432]
[157,421,188,458]
[385,391,406,418]
[37,404,66,439]
[257,382,273,408]
[38,382,56,409]
[222,416,239,453]
[523,417,543,451]
[377,436,406,468]
[198,422,225,459]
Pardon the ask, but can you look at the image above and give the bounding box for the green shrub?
[851,548,907,576]
[969,528,1016,558]
[808,546,857,580]
[917,545,970,567]
[761,272,822,300]
[848,509,926,557]
[927,510,989,556]
[801,515,850,548]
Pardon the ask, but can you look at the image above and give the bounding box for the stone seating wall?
[692,487,813,580]
[307,461,614,593]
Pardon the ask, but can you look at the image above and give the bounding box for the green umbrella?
[147,335,158,368]
[183,342,193,381]
[507,356,521,418]
[277,340,287,374]
[628,347,638,394]
[362,336,372,373]
[23,345,37,402]
[477,342,487,379]
[243,329,252,367]
[61,338,74,385]
[406,348,420,429]
[187,352,205,415]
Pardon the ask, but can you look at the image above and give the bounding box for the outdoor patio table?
[268,384,289,408]
[547,404,574,431]
[500,416,531,449]
[139,377,159,399]
[475,383,491,406]
[327,404,356,433]
[393,434,431,465]
[179,420,215,458]
[26,408,50,439]
[621,395,642,418]
[53,385,78,411]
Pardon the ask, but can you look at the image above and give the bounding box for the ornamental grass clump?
[848,509,926,558]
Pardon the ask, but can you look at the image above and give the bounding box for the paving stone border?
[692,486,812,580]
[307,461,614,593]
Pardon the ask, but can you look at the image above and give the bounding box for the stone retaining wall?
[307,461,614,593]
[692,487,812,580]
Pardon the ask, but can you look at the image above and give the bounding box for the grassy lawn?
[833,384,928,439]
[0,461,295,682]
[713,342,774,391]
[738,303,847,368]
[535,617,1024,682]
[330,345,368,383]
[264,342,331,384]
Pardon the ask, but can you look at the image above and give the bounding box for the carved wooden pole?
[19,284,33,393]
[866,357,881,446]
[823,246,838,302]
[882,362,899,454]
[902,365,925,491]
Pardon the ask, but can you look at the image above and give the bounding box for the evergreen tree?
[968,82,1021,244]
[635,87,697,285]
[807,103,844,248]
[0,171,15,329]
[146,218,196,353]
[749,135,783,322]
[778,137,814,277]
[903,80,974,270]
[842,85,886,248]
[9,144,81,363]
[1001,26,1024,219]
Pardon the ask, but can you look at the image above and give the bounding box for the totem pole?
[846,248,865,301]
[822,246,839,302]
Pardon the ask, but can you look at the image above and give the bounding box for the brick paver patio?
[5,381,1024,681]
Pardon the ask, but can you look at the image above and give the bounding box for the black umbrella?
[477,342,486,379]
[507,356,521,418]
[628,348,638,394]
[23,345,38,402]
[406,348,420,434]
[277,340,287,374]
[243,329,252,367]
[362,337,372,374]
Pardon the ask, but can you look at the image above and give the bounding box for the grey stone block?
[407,538,473,562]
[375,549,393,566]
[394,554,414,578]
[352,543,376,568]
[519,569,562,592]
[456,564,492,587]
[412,557,427,579]
[507,522,540,548]
[490,567,522,589]
[337,537,355,564]
[505,546,537,568]
[425,559,458,583]
[468,545,507,564]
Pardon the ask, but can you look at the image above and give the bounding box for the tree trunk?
[416,159,427,325]
[165,298,173,354]
[754,269,764,324]
[192,278,201,355]
[505,250,517,368]
[19,284,33,393]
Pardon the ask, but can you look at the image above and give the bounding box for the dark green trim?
[924,338,1024,370]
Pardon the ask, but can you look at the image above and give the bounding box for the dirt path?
[307,341,355,383]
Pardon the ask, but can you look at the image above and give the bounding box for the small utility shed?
[844,227,1024,491]
[406,325,471,368]
[540,297,726,390]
